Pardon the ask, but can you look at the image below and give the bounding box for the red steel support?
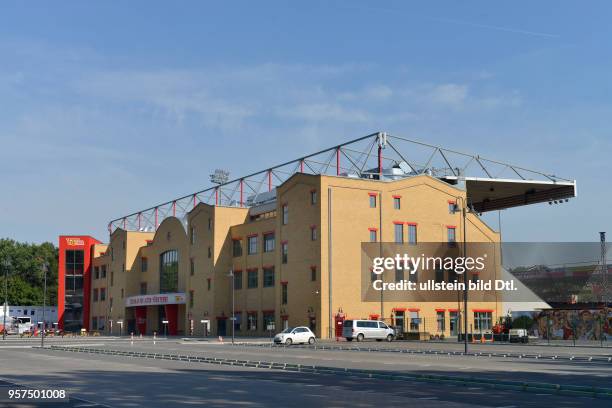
[138,213,141,230]
[215,188,219,206]
[123,218,126,230]
[155,207,158,229]
[336,147,340,176]
[378,145,383,177]
[240,179,244,207]
[193,194,197,209]
[300,160,304,173]
[108,223,112,234]
[172,201,176,217]
[268,170,272,192]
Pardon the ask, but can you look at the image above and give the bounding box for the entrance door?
[450,312,458,336]
[217,319,227,337]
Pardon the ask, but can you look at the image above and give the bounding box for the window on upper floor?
[282,204,288,225]
[263,233,275,252]
[233,239,242,257]
[310,226,317,241]
[234,271,242,290]
[369,194,377,208]
[408,224,417,245]
[394,223,403,243]
[393,196,401,209]
[247,235,258,255]
[263,267,275,287]
[141,257,148,273]
[369,229,377,243]
[247,269,258,288]
[310,190,317,205]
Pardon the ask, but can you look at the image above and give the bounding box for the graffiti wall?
[530,308,611,341]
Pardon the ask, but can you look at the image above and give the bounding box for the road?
[0,337,610,407]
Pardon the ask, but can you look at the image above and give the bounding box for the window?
[208,246,211,258]
[281,242,288,264]
[189,290,194,308]
[281,284,288,304]
[208,218,212,230]
[207,278,211,291]
[111,271,114,286]
[247,313,258,331]
[100,288,106,301]
[408,265,418,283]
[92,316,98,330]
[474,311,493,331]
[101,265,107,278]
[282,204,288,225]
[369,194,377,208]
[394,223,403,243]
[93,288,99,302]
[234,271,242,290]
[435,268,444,283]
[393,196,401,210]
[408,224,417,245]
[448,201,456,214]
[395,268,403,283]
[232,240,242,257]
[234,312,242,332]
[141,257,148,273]
[263,267,275,287]
[263,233,275,252]
[471,273,480,284]
[140,282,147,295]
[247,235,258,255]
[190,258,195,276]
[310,190,317,204]
[310,226,317,241]
[122,263,125,273]
[94,266,99,279]
[121,288,124,299]
[190,227,196,244]
[310,266,316,281]
[437,311,446,332]
[370,269,377,282]
[409,311,420,332]
[109,297,113,308]
[369,228,377,243]
[160,250,179,293]
[247,269,258,288]
[263,311,275,330]
[447,227,456,246]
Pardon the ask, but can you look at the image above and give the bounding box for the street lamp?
[41,262,48,347]
[227,269,235,345]
[452,196,469,354]
[2,258,11,341]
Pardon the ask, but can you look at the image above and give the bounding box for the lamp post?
[453,196,469,354]
[41,262,48,347]
[2,258,11,341]
[227,269,235,345]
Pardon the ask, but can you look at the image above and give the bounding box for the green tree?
[0,239,58,306]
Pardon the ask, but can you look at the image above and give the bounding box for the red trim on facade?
[367,192,378,197]
[310,224,317,229]
[281,240,288,244]
[262,230,275,235]
[406,222,418,226]
[262,309,275,314]
[246,233,258,238]
[448,308,459,312]
[392,221,404,225]
[472,309,494,313]
[448,200,456,204]
[369,314,380,319]
[280,280,288,285]
[435,308,446,312]
[262,264,275,269]
[247,310,258,314]
[368,227,378,231]
[392,307,407,312]
[446,225,457,229]
[246,267,258,272]
[232,237,242,241]
[216,316,228,320]
[310,188,317,193]
[392,195,402,199]
[281,314,289,320]
[408,308,420,312]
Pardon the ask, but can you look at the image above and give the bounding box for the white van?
[342,320,395,342]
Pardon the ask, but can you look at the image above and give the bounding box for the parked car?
[508,328,529,343]
[274,326,316,345]
[343,320,395,342]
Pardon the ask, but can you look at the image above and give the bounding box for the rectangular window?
[247,235,258,255]
[448,201,456,214]
[101,265,107,278]
[310,226,317,241]
[190,227,196,244]
[207,278,211,291]
[208,218,212,230]
[263,233,275,252]
[310,190,317,205]
[94,266,99,279]
[263,267,275,287]
[232,239,242,257]
[369,194,377,208]
[408,267,418,283]
[263,312,275,330]
[140,282,147,295]
[93,288,98,302]
[408,224,417,245]
[111,271,114,286]
[189,290,194,308]
[159,250,178,293]
[394,223,403,243]
[370,270,377,282]
[141,257,148,273]
[207,246,211,258]
[447,227,456,246]
[437,311,446,332]
[471,273,480,284]
[247,313,258,331]
[393,196,401,210]
[100,288,106,301]
[281,284,288,304]
[281,242,288,264]
[310,266,316,281]
[92,316,98,330]
[282,204,288,225]
[435,268,444,283]
[247,269,258,288]
[369,228,377,243]
[234,312,241,332]
[122,263,125,273]
[121,288,124,298]
[395,268,403,283]
[409,311,420,332]
[190,258,195,276]
[234,271,242,290]
[474,312,493,331]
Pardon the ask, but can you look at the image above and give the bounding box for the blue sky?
[0,1,610,244]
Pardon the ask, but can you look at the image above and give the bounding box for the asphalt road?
[0,346,607,408]
[1,337,611,408]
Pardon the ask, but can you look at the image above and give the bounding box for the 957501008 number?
[5,389,68,401]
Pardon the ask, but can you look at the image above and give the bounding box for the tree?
[0,239,58,306]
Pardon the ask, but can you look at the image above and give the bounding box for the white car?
[342,320,395,342]
[274,326,316,345]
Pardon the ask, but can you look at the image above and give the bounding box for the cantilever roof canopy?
[441,176,577,213]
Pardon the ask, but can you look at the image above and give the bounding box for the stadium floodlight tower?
[210,169,230,185]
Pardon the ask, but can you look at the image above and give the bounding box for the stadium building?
[57,132,576,338]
